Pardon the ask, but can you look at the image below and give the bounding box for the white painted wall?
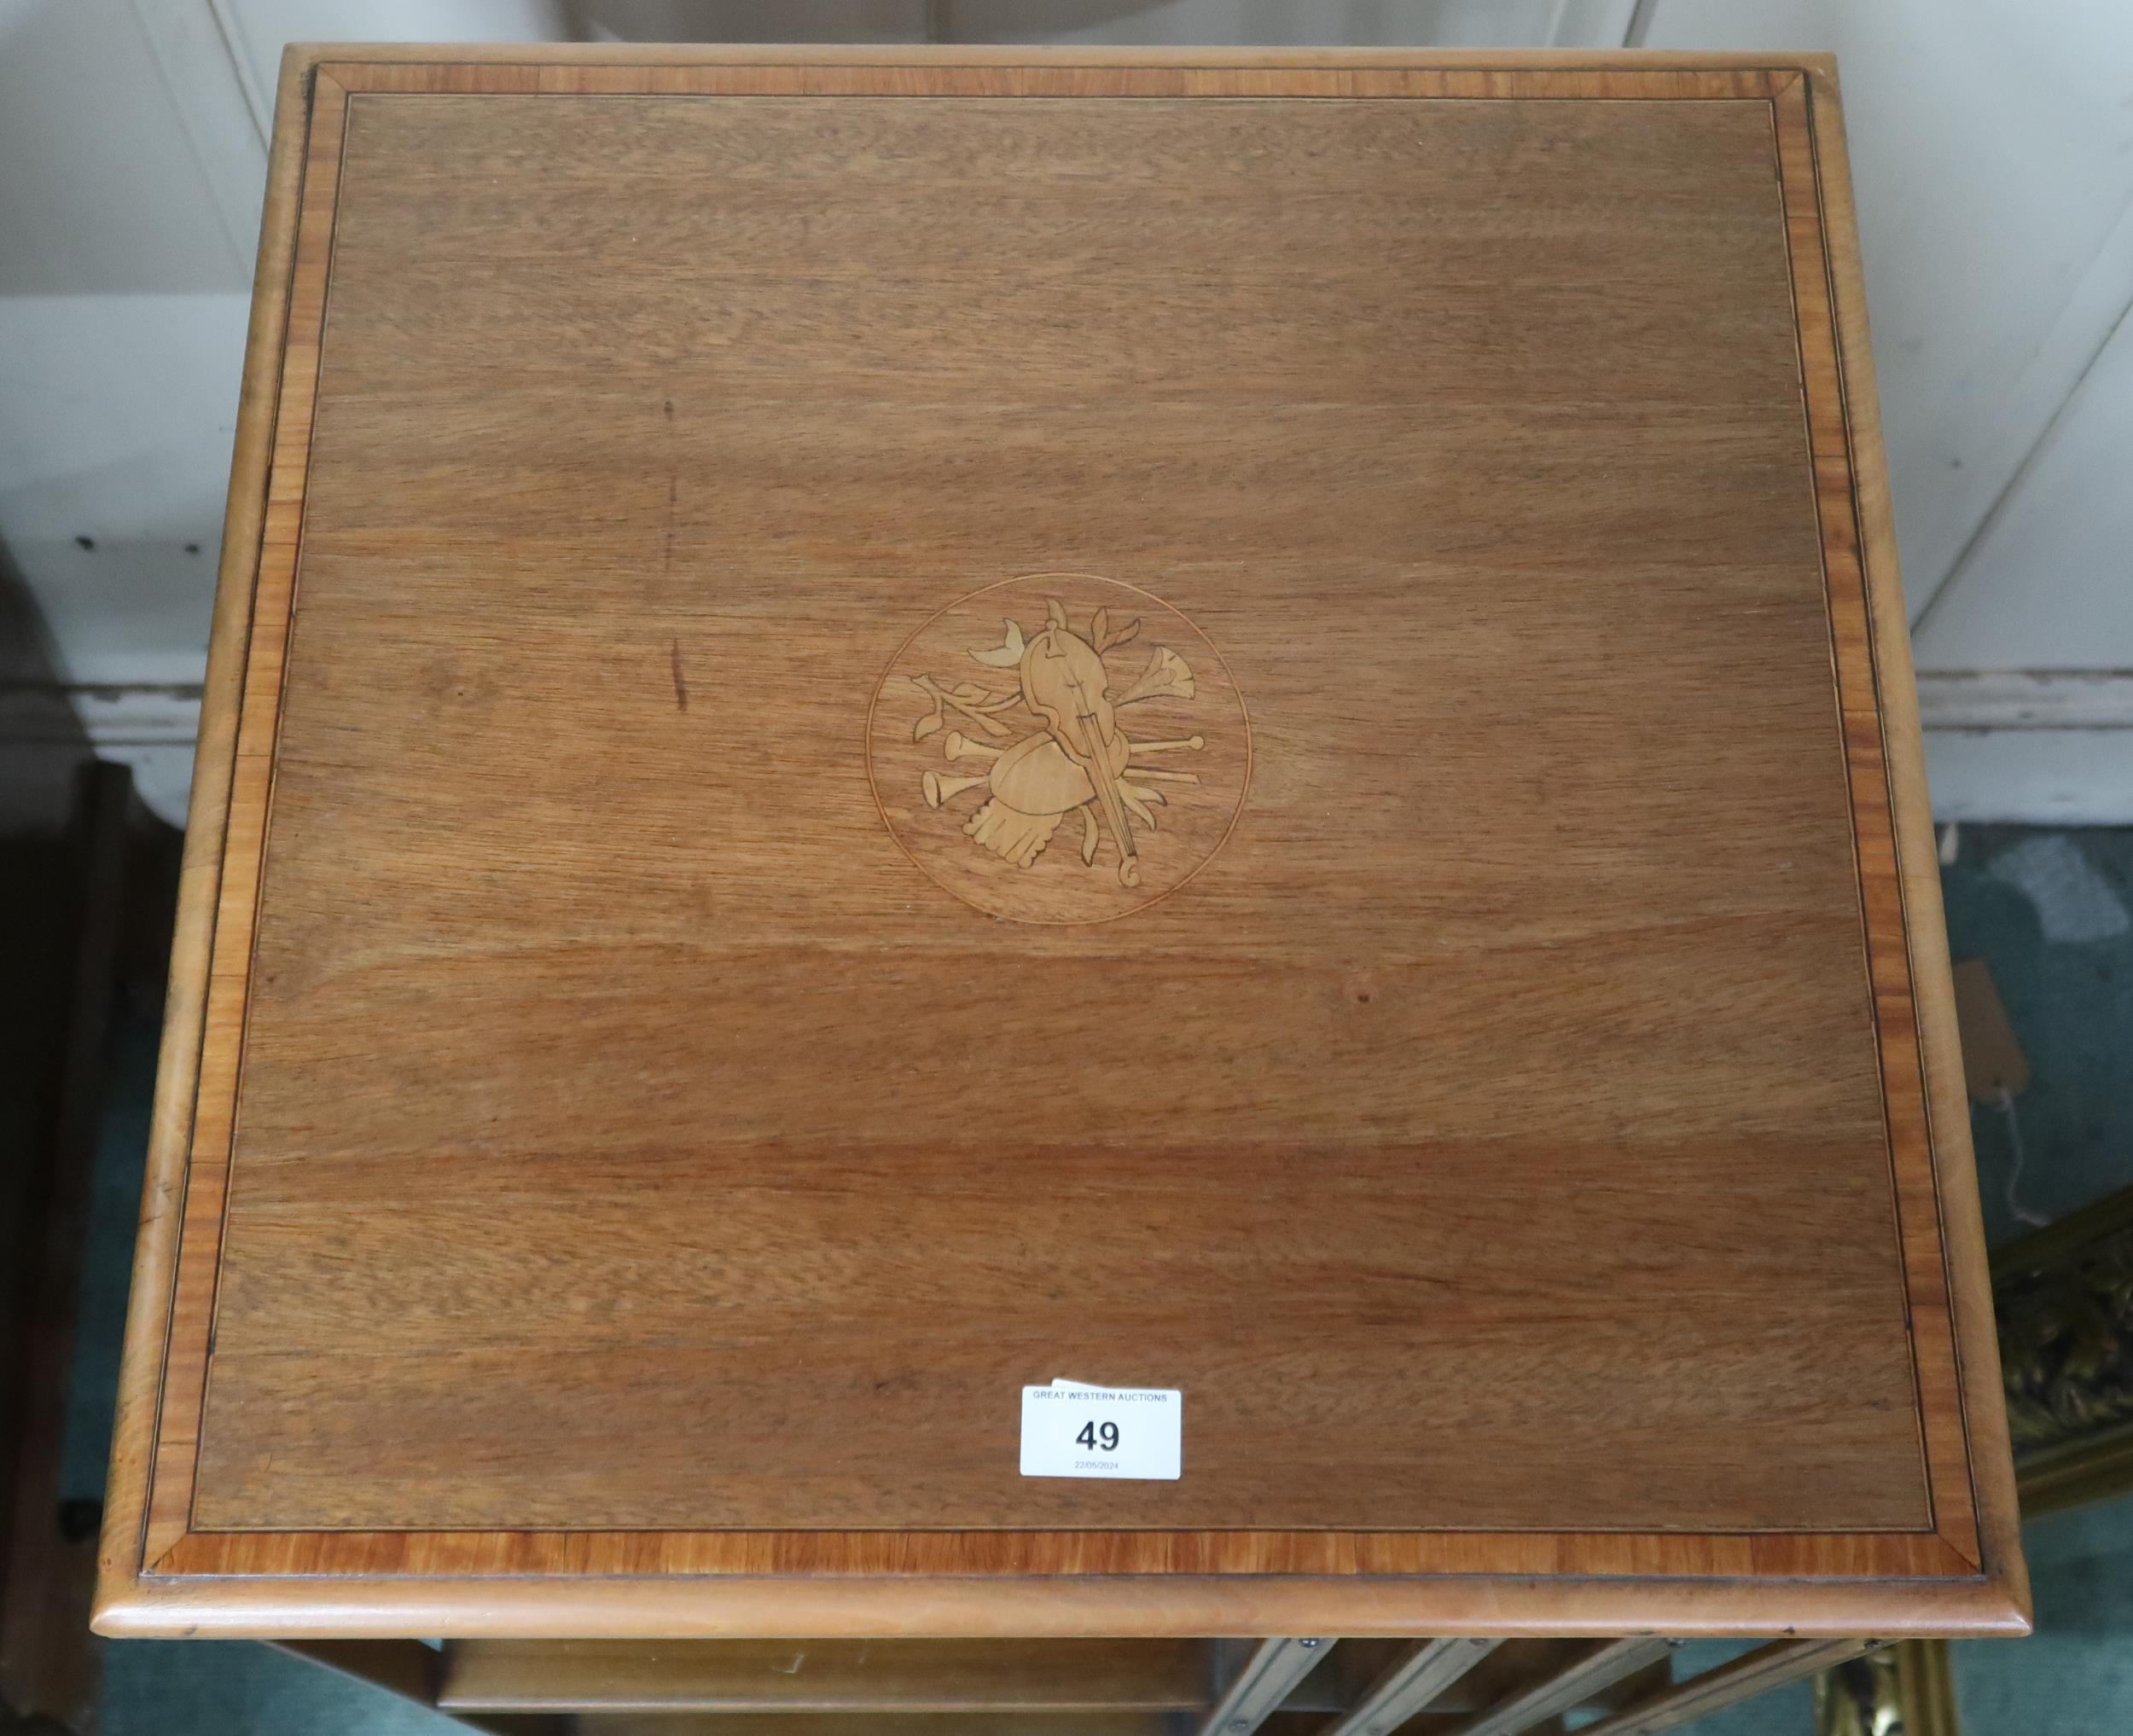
[1908,297,2133,823]
[572,1,1639,49]
[0,0,566,818]
[1641,0,2133,822]
[3,0,2128,822]
[1919,305,2133,670]
[216,0,572,125]
[0,2,253,816]
[1648,2,2133,619]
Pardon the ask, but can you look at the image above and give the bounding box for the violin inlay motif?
[867,574,1251,924]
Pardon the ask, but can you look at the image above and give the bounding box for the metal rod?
[1318,1638,1502,1736]
[1195,1637,1338,1736]
[1449,1636,1676,1736]
[1579,1637,1885,1736]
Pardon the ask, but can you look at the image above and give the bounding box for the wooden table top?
[96,44,2025,1641]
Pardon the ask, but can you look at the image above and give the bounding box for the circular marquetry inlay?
[867,574,1252,924]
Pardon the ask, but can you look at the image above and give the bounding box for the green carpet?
[1944,826,2133,1246]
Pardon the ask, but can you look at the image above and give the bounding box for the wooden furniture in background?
[96,43,2023,1732]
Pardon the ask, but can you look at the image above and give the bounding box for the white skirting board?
[69,687,201,829]
[1920,671,2133,825]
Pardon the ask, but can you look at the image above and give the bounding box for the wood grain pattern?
[92,38,318,1620]
[1795,61,2027,1621]
[132,61,353,1571]
[1767,70,1978,1572]
[209,71,1911,1536]
[93,46,2023,1640]
[438,1638,1213,1712]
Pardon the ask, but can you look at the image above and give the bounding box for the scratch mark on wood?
[671,640,689,713]
[661,397,677,573]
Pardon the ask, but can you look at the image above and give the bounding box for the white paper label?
[1020,1382,1182,1479]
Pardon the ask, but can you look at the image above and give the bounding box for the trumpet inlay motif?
[867,575,1250,924]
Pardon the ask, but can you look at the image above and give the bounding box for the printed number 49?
[1076,1420,1120,1452]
